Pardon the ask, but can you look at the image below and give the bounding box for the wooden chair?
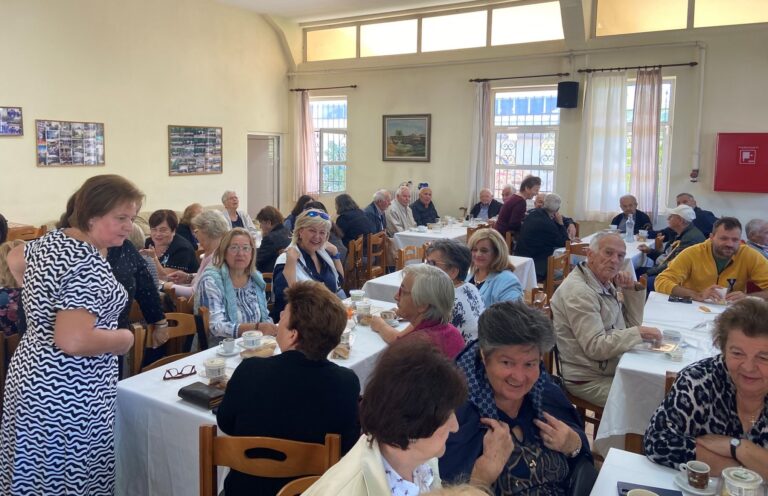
[466,223,489,243]
[0,332,22,410]
[552,347,604,436]
[395,245,424,270]
[8,225,46,241]
[198,306,211,342]
[566,240,589,257]
[366,231,388,280]
[199,424,341,496]
[665,371,677,395]
[175,295,194,314]
[141,313,198,371]
[571,221,580,237]
[128,300,144,323]
[277,476,321,496]
[343,237,364,292]
[504,231,515,253]
[129,323,147,377]
[262,272,274,312]
[545,251,570,300]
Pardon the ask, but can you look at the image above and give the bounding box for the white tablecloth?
[116,299,401,496]
[589,448,683,495]
[594,292,722,456]
[393,225,467,250]
[362,255,537,304]
[581,232,650,269]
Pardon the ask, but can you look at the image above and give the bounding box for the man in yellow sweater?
[655,217,768,302]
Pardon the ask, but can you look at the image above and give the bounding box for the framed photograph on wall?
[0,106,23,136]
[36,119,105,166]
[382,114,431,162]
[168,125,223,176]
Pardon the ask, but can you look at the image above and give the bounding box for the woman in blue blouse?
[466,228,523,307]
[195,228,275,346]
[270,209,344,322]
[440,301,593,495]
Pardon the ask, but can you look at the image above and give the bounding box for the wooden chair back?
[504,231,515,253]
[261,272,274,311]
[566,240,589,257]
[198,306,211,341]
[395,245,424,271]
[175,295,194,314]
[0,332,22,410]
[571,222,580,237]
[466,224,489,243]
[130,323,147,377]
[128,300,144,323]
[8,225,46,241]
[277,476,321,496]
[343,237,364,292]
[545,251,570,300]
[366,231,388,280]
[141,313,197,372]
[665,371,677,395]
[654,233,664,252]
[199,424,340,496]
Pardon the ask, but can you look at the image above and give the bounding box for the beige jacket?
[385,202,416,236]
[303,435,441,496]
[551,263,644,383]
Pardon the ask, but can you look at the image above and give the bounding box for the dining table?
[590,447,695,495]
[115,298,403,496]
[593,291,722,456]
[392,224,468,250]
[361,255,538,303]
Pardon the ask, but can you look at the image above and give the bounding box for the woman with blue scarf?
[439,301,594,495]
[195,228,275,346]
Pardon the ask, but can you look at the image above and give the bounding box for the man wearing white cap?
[638,204,705,279]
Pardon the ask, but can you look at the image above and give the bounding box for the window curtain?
[294,90,319,199]
[467,82,494,212]
[629,68,662,220]
[575,72,628,222]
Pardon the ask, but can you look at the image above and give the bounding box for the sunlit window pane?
[694,0,768,27]
[360,20,417,57]
[306,27,356,61]
[491,2,564,45]
[422,11,487,52]
[596,0,687,36]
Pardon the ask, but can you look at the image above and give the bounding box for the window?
[306,26,356,62]
[625,79,676,212]
[361,19,417,57]
[491,2,564,46]
[492,87,559,198]
[421,11,487,52]
[694,0,768,28]
[310,97,347,193]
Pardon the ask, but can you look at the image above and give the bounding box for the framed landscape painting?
[168,125,223,176]
[382,114,431,162]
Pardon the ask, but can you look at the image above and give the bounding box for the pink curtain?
[295,91,319,199]
[629,68,662,220]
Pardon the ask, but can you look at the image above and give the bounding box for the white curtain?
[629,68,662,220]
[294,90,319,199]
[575,72,628,222]
[466,82,494,210]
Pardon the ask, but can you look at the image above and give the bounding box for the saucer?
[673,473,717,495]
[216,346,240,357]
[237,341,261,350]
[198,367,235,380]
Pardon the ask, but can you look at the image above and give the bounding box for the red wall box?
[714,132,768,193]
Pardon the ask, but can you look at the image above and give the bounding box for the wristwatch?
[730,437,742,464]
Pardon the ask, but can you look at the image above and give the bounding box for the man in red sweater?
[495,175,541,236]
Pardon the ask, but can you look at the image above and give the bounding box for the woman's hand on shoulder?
[533,412,580,455]
[471,418,514,487]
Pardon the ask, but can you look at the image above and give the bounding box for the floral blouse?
[0,287,21,336]
[452,283,484,342]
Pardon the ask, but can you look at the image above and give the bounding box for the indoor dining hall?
[2,0,768,495]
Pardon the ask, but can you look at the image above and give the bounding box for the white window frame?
[310,96,348,194]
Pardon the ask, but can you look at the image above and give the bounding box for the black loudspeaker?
[557,81,579,109]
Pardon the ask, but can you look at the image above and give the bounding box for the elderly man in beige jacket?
[551,232,662,406]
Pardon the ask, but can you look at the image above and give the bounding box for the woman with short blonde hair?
[466,228,522,307]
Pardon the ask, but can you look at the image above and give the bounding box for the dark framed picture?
[382,114,431,162]
[168,125,223,176]
[36,119,105,167]
[0,106,23,136]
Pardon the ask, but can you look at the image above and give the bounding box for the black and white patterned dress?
[0,230,127,495]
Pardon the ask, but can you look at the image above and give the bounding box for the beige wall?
[0,0,291,225]
[292,24,768,228]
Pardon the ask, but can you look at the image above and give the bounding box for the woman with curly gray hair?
[440,301,593,494]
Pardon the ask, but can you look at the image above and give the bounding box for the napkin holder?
[178,381,225,410]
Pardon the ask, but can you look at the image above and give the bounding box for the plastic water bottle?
[625,214,635,242]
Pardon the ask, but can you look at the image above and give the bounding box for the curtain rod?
[577,62,697,74]
[469,72,569,82]
[289,84,358,92]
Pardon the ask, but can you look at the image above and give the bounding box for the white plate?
[237,341,262,350]
[673,472,717,495]
[216,347,240,357]
[198,367,235,380]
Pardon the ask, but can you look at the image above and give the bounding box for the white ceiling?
[218,0,481,23]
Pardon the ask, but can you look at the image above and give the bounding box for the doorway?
[247,134,281,218]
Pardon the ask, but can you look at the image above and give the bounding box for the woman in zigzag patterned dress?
[0,175,141,495]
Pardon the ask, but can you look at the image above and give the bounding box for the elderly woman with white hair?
[221,190,259,239]
[370,264,465,359]
[514,193,570,281]
[746,218,768,259]
[270,209,344,321]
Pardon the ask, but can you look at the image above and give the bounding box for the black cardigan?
[256,223,291,273]
[513,208,569,280]
[336,208,377,247]
[107,240,164,328]
[145,234,199,273]
[217,350,360,496]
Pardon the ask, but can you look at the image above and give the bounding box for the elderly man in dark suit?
[676,192,717,237]
[469,188,503,220]
[610,194,654,235]
[514,193,570,281]
[363,189,391,233]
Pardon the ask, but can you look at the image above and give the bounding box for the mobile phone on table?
[668,295,692,304]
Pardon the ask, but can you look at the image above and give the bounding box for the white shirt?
[381,455,434,496]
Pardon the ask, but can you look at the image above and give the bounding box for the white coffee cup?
[417,225,428,233]
[350,290,365,302]
[204,357,226,379]
[714,286,727,302]
[242,330,262,349]
[221,337,235,353]
[609,224,619,231]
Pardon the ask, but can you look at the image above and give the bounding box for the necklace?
[737,400,764,429]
